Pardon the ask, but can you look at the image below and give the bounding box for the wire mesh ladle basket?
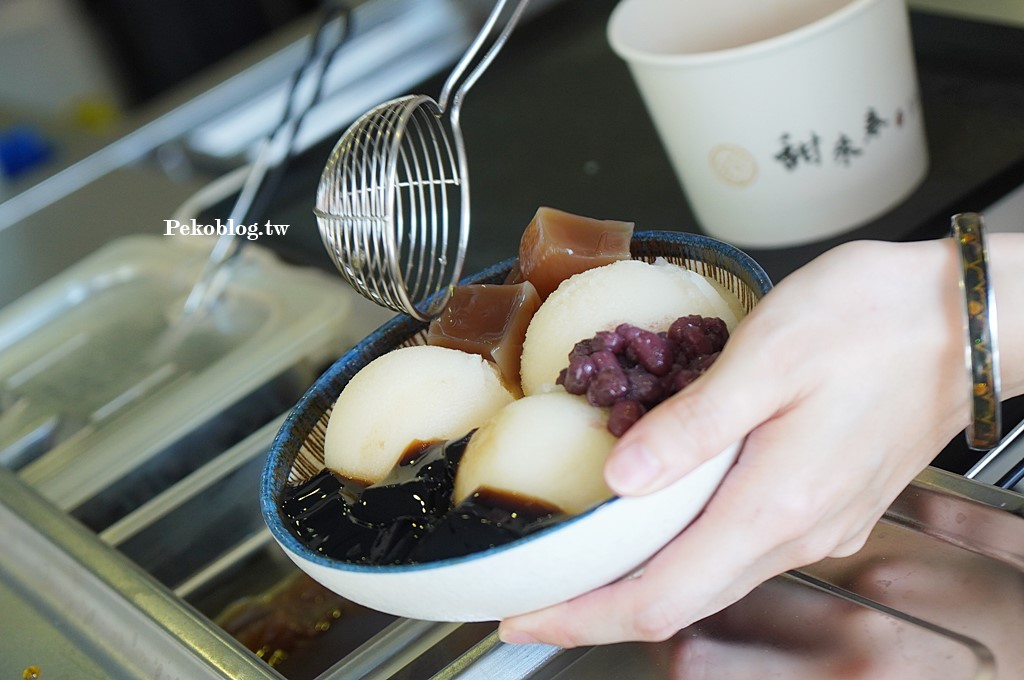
[314,0,530,322]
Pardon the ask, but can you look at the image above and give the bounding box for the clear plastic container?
[0,235,391,526]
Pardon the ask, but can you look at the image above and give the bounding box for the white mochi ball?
[324,345,515,484]
[520,259,740,395]
[454,391,616,515]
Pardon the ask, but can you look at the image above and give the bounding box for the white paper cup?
[608,0,929,248]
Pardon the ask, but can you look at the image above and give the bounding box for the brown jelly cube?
[518,207,634,300]
[503,262,525,285]
[427,281,541,393]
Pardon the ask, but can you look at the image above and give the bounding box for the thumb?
[604,354,778,496]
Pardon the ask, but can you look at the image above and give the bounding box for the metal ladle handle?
[438,0,532,127]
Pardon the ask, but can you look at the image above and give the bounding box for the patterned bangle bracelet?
[951,212,1002,451]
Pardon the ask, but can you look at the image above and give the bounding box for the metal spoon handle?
[180,134,281,317]
[438,0,532,124]
[181,8,353,318]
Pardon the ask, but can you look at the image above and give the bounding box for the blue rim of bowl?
[260,230,772,574]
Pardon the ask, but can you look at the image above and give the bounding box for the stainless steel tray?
[0,466,281,680]
[428,468,1024,680]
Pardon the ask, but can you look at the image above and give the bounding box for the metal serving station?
[2,0,1024,677]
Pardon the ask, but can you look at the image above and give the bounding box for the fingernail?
[500,629,538,645]
[606,443,662,494]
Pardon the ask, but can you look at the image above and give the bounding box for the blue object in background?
[0,125,54,180]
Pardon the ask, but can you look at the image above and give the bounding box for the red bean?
[608,400,645,436]
[587,369,629,407]
[589,350,621,373]
[560,356,596,394]
[593,330,625,354]
[558,314,727,436]
[626,367,663,405]
[627,329,673,376]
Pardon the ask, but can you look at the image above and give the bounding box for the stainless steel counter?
[4,461,1022,679]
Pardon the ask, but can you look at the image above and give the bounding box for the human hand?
[500,238,976,647]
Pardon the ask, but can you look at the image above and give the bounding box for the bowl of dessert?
[261,208,772,622]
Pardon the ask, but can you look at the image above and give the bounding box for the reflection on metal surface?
[790,572,995,678]
[805,470,1024,680]
[643,573,992,680]
[450,574,993,680]
[437,469,1024,679]
[884,467,1024,568]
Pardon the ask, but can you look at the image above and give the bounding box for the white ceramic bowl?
[261,231,771,622]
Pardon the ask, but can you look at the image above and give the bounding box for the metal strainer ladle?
[314,0,530,321]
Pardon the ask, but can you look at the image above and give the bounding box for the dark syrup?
[280,434,568,565]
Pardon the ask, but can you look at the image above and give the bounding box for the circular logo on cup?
[709,144,758,187]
